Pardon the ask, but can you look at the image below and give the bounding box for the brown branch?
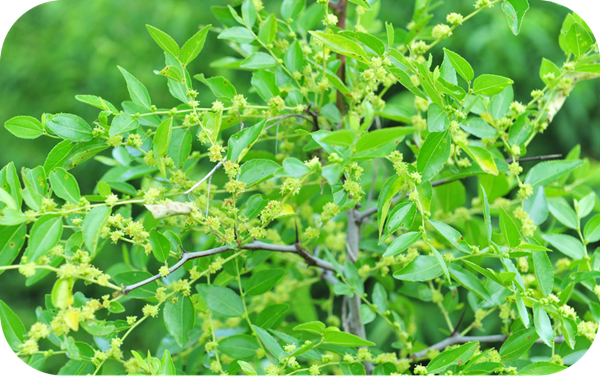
[119,240,337,295]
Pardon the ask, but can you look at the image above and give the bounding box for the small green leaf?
[355,127,415,155]
[383,232,422,257]
[533,303,555,347]
[525,160,583,188]
[49,168,81,204]
[443,48,474,82]
[118,66,152,109]
[258,14,277,45]
[427,341,479,374]
[109,113,139,137]
[427,104,450,132]
[393,256,443,282]
[576,192,595,218]
[146,25,180,56]
[179,25,211,65]
[548,198,578,229]
[24,215,63,262]
[148,229,171,263]
[4,116,44,139]
[481,186,492,246]
[285,40,304,73]
[46,114,93,142]
[113,271,158,299]
[238,360,258,375]
[219,335,260,360]
[429,219,472,254]
[309,31,367,62]
[82,206,110,257]
[498,327,539,363]
[382,203,416,242]
[228,120,265,162]
[372,283,388,313]
[515,291,530,328]
[461,144,499,176]
[251,70,280,102]
[449,264,491,302]
[429,243,450,282]
[281,0,306,19]
[417,130,452,182]
[344,262,364,296]
[256,304,289,329]
[561,317,577,349]
[206,286,244,317]
[584,214,600,242]
[0,300,26,351]
[253,325,286,360]
[158,350,176,375]
[242,0,256,28]
[339,31,385,56]
[246,269,286,296]
[348,0,372,10]
[473,74,514,96]
[518,362,567,375]
[239,159,281,186]
[541,233,585,260]
[154,117,173,160]
[499,207,521,248]
[164,295,195,347]
[241,52,277,69]
[539,58,561,85]
[0,225,27,275]
[218,27,256,44]
[532,250,553,296]
[501,0,530,35]
[195,74,237,101]
[293,321,326,335]
[323,330,375,347]
[566,23,593,58]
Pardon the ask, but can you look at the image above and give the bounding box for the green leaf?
[372,283,388,313]
[427,341,479,374]
[82,206,110,256]
[417,130,451,182]
[228,120,265,162]
[461,118,497,139]
[24,215,63,262]
[460,144,499,176]
[515,291,530,328]
[154,117,173,160]
[376,105,412,123]
[344,262,364,296]
[246,269,286,296]
[4,116,44,139]
[195,74,237,101]
[561,317,577,349]
[309,31,367,62]
[355,127,415,155]
[383,232,422,257]
[377,176,403,237]
[242,0,256,28]
[0,188,17,210]
[525,160,583,188]
[499,327,539,363]
[501,0,530,35]
[518,362,567,375]
[490,86,514,119]
[393,255,443,282]
[49,168,81,204]
[481,186,492,246]
[285,40,304,73]
[348,0,372,10]
[258,14,277,45]
[499,207,521,248]
[339,31,385,56]
[206,286,244,317]
[584,214,600,242]
[473,74,514,96]
[360,304,376,324]
[256,304,289,329]
[0,300,26,351]
[118,66,152,109]
[533,303,555,347]
[548,198,578,229]
[218,27,255,44]
[75,94,118,112]
[146,24,179,56]
[429,243,450,282]
[179,25,211,65]
[46,114,93,142]
[429,219,472,254]
[113,271,157,299]
[449,264,491,302]
[427,104,450,132]
[532,250,553,296]
[540,58,561,85]
[382,202,416,242]
[575,191,595,218]
[158,350,176,375]
[509,114,534,146]
[109,113,139,137]
[293,321,326,335]
[386,22,394,47]
[0,225,26,275]
[252,325,286,360]
[148,229,171,263]
[58,360,94,375]
[168,129,192,169]
[164,295,195,347]
[320,130,355,147]
[238,360,258,375]
[566,23,593,58]
[281,0,306,19]
[541,233,585,260]
[251,70,280,102]
[323,330,375,347]
[219,335,260,360]
[241,52,277,69]
[443,48,474,82]
[239,159,281,186]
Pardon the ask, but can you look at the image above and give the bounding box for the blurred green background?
[0,0,598,373]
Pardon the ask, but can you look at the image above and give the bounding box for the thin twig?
[184,159,225,194]
[120,240,338,294]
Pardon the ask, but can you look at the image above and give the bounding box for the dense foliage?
[1,0,600,375]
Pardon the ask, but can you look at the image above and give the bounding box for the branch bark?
[119,240,337,295]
